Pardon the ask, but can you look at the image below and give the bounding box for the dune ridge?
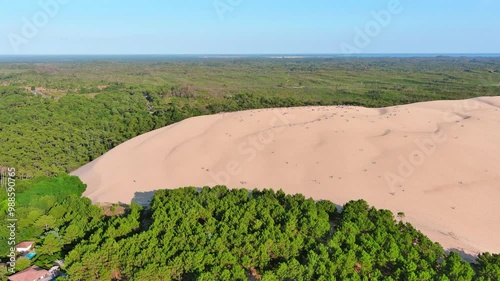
[73,97,500,256]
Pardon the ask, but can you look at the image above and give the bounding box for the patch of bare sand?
[73,97,500,256]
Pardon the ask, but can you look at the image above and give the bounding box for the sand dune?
[73,97,500,256]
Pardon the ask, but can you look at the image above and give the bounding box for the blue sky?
[0,0,499,54]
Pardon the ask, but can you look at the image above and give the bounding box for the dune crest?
[73,97,500,256]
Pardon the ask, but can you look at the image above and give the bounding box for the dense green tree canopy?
[2,178,499,280]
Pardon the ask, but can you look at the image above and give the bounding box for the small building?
[15,241,35,253]
[8,265,48,281]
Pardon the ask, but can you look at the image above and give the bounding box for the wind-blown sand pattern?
[73,97,500,256]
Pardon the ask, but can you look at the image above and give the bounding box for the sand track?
[73,96,500,256]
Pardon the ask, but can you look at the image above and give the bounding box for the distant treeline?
[1,178,499,280]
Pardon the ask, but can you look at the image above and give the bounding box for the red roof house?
[8,265,49,281]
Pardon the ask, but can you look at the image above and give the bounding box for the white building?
[14,241,35,253]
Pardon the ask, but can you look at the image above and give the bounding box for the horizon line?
[1,53,500,56]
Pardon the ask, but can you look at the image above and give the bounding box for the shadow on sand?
[446,248,478,263]
[132,190,160,206]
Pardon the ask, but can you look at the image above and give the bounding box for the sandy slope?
[73,97,500,256]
